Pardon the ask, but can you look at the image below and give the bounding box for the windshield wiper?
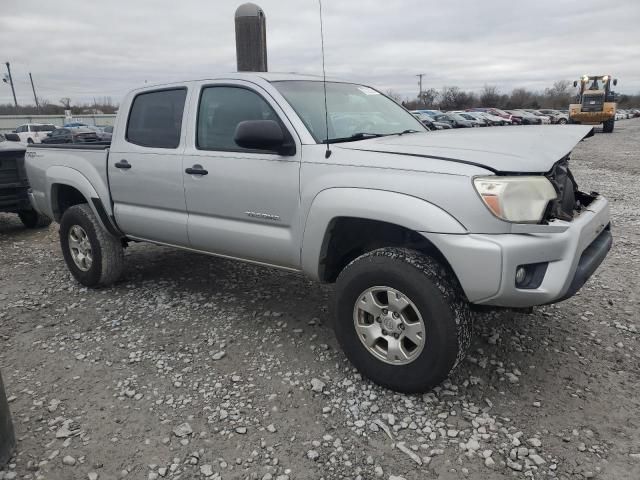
[393,129,420,135]
[325,132,386,144]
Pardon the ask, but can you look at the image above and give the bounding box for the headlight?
[473,176,557,223]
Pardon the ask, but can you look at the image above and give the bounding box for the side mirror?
[234,120,295,156]
[46,132,52,137]
[573,81,578,88]
[613,79,618,86]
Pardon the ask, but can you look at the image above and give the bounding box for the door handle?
[185,165,208,176]
[114,160,131,169]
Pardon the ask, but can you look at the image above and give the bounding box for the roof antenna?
[318,0,331,159]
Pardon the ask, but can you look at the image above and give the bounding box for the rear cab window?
[126,88,187,149]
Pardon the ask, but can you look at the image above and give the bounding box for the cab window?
[196,86,281,151]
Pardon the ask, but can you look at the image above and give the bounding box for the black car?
[41,127,100,144]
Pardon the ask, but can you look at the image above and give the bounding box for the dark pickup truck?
[0,141,51,228]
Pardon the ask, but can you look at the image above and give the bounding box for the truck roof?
[129,72,349,92]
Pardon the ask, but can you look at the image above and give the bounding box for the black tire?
[18,209,51,229]
[27,138,34,144]
[603,118,615,133]
[558,118,568,125]
[59,204,124,287]
[334,248,472,393]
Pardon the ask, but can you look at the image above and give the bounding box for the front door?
[182,83,301,269]
[108,87,190,246]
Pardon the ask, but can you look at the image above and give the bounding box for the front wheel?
[334,248,472,393]
[18,209,51,229]
[558,118,568,125]
[602,118,615,133]
[60,204,124,287]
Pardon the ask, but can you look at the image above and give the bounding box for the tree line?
[389,81,640,111]
[0,97,118,115]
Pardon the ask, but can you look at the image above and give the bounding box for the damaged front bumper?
[423,194,612,308]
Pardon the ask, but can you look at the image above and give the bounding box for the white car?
[14,123,57,144]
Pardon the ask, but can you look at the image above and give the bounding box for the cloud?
[0,0,638,106]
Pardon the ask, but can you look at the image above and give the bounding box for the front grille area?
[544,157,596,222]
[582,94,604,112]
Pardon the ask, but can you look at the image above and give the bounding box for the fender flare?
[301,188,466,280]
[46,166,119,235]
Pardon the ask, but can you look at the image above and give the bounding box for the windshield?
[273,81,424,143]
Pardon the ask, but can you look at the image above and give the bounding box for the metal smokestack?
[235,3,268,72]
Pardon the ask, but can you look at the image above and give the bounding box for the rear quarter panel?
[25,147,111,220]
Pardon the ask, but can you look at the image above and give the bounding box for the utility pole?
[3,62,19,109]
[29,72,40,113]
[416,73,425,105]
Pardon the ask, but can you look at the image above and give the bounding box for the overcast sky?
[1,0,639,106]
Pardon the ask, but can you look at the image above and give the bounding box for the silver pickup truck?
[25,73,612,392]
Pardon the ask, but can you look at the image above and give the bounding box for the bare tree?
[418,88,438,108]
[479,85,501,107]
[544,80,572,108]
[385,89,404,103]
[439,86,475,111]
[59,97,72,109]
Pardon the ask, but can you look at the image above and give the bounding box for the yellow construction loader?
[569,75,618,133]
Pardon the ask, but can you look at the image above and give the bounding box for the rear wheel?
[602,118,615,133]
[60,204,124,287]
[18,209,51,229]
[558,118,568,125]
[334,248,472,393]
[27,138,34,144]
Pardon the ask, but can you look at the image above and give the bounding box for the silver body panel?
[24,73,610,308]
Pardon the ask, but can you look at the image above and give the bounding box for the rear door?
[182,81,302,268]
[108,87,191,246]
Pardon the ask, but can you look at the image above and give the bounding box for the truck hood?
[336,125,593,173]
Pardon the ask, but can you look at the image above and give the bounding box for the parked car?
[86,125,113,141]
[538,109,569,124]
[527,110,552,124]
[13,123,57,144]
[434,113,476,128]
[479,111,512,126]
[470,108,519,125]
[0,142,51,228]
[24,73,612,393]
[413,113,452,130]
[466,111,505,126]
[454,112,488,127]
[412,113,454,131]
[41,128,101,144]
[413,109,442,117]
[507,110,541,125]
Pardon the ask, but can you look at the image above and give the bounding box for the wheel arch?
[47,167,120,236]
[301,188,467,283]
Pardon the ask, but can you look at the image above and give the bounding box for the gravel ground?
[1,120,639,480]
